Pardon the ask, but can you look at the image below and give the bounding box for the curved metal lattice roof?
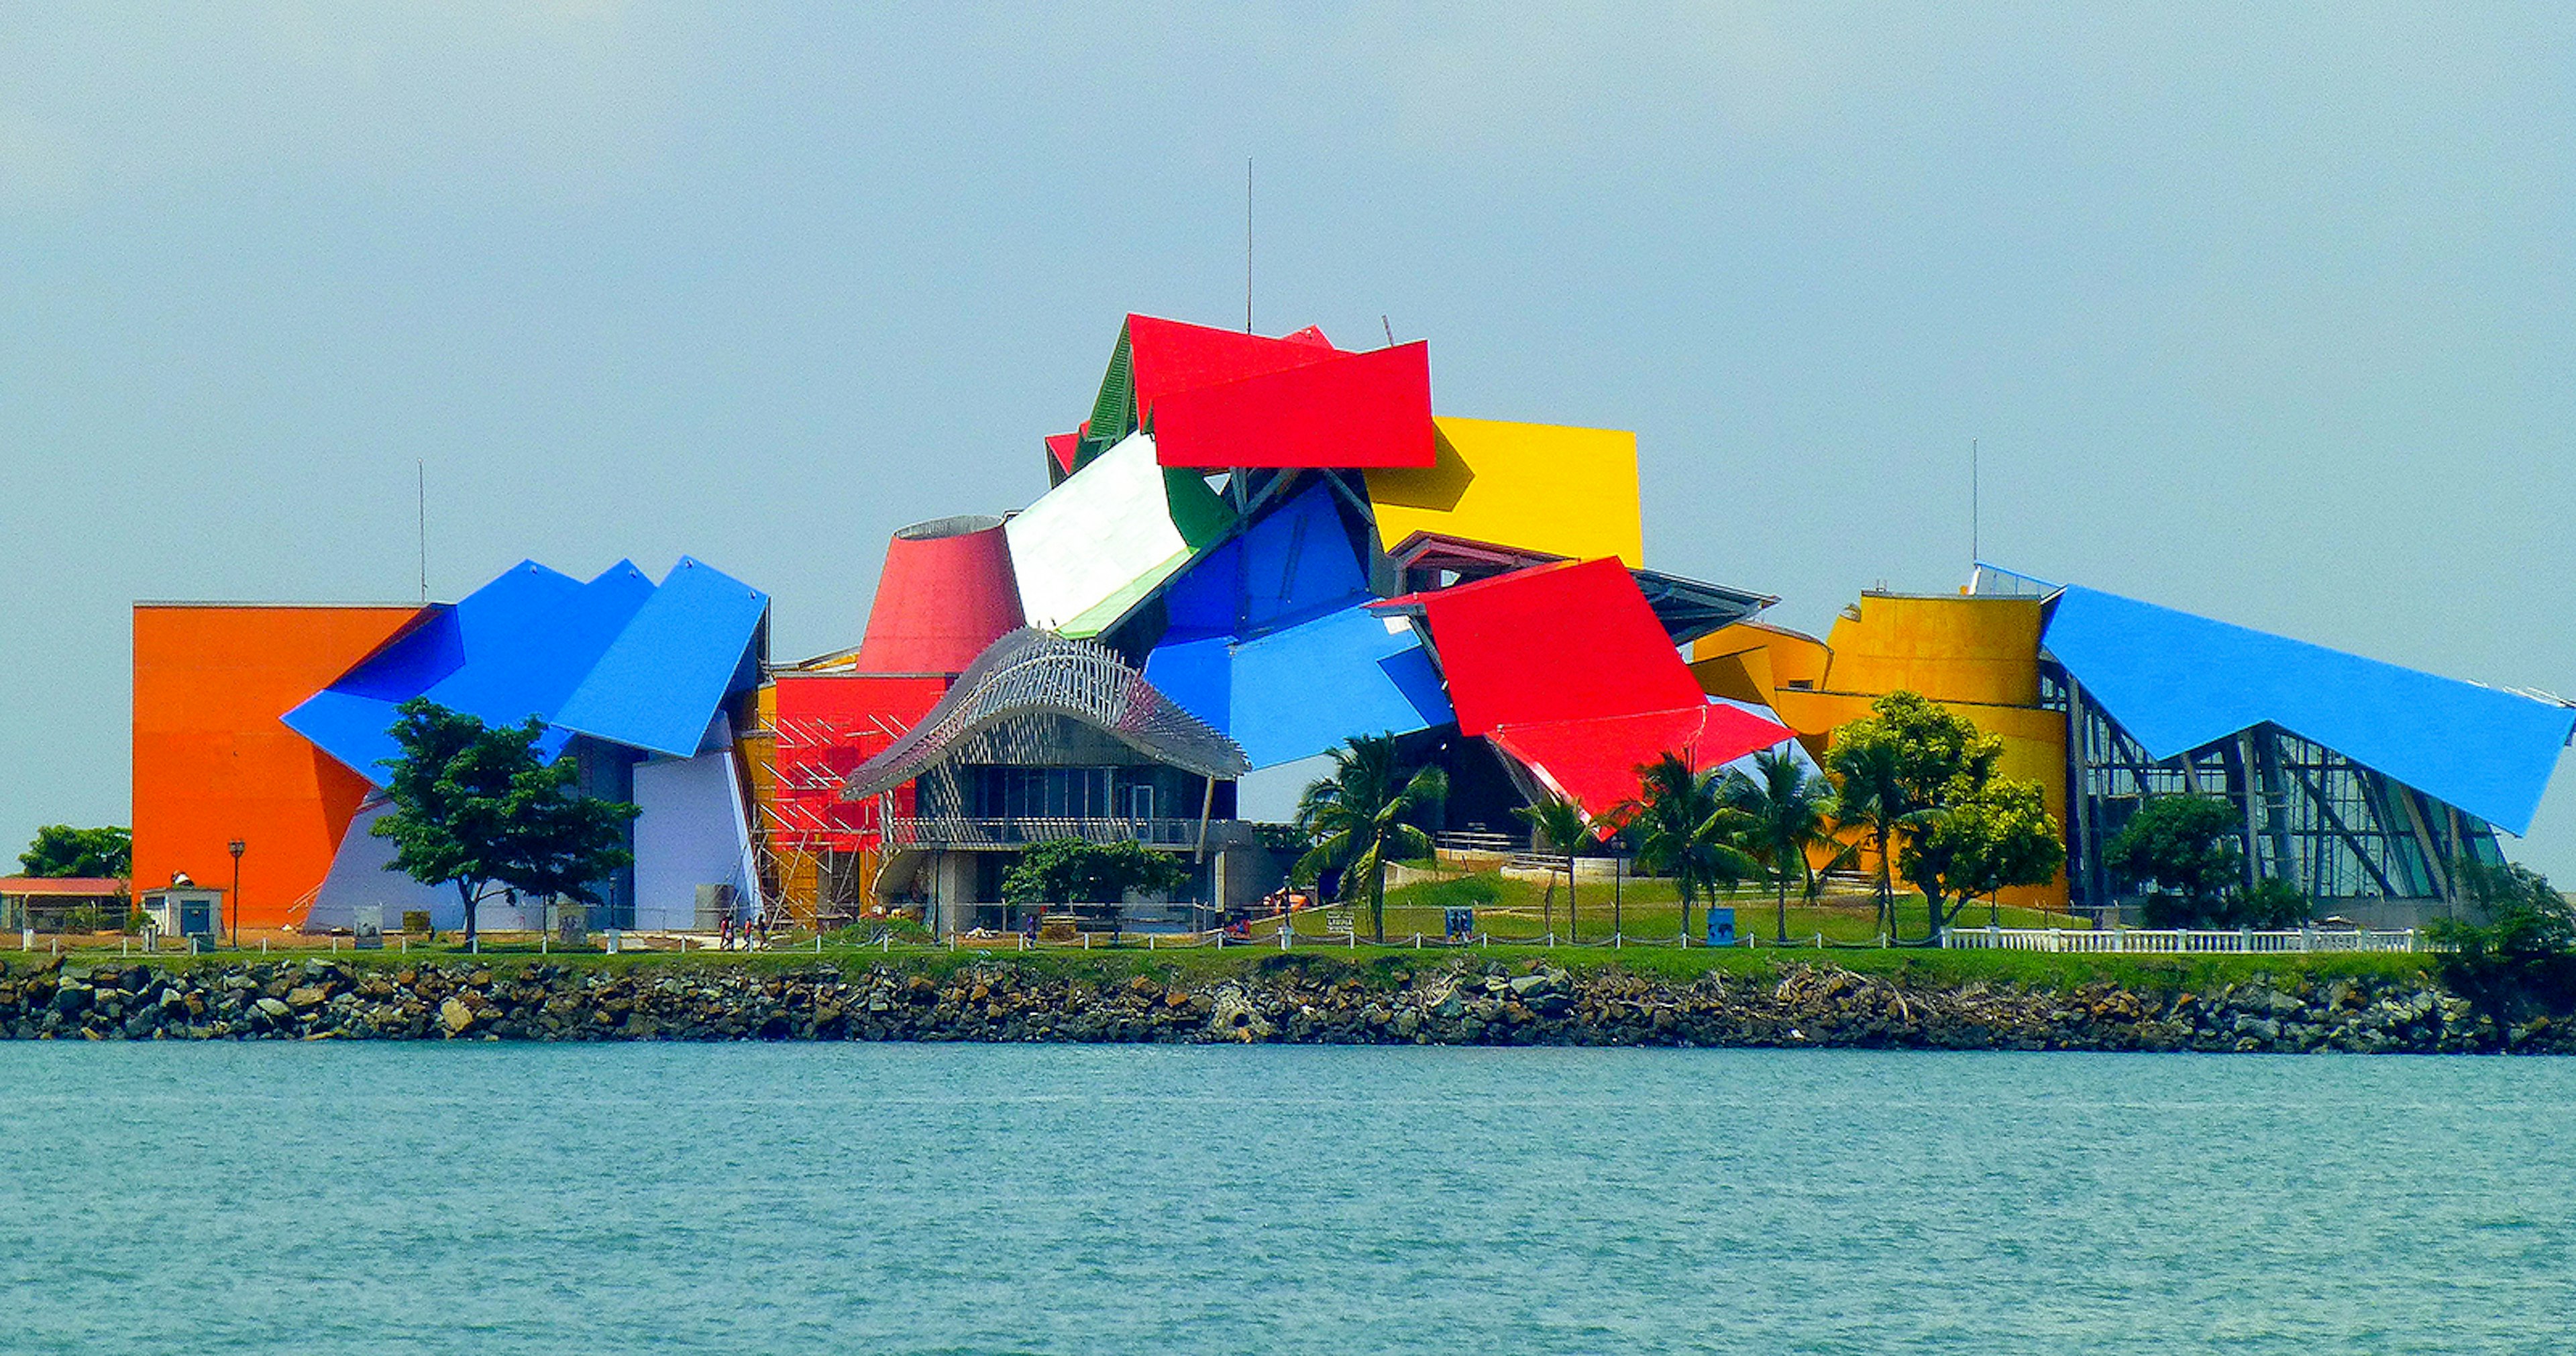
[841,629,1250,798]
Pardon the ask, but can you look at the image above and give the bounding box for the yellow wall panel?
[1819,594,2043,708]
[1691,621,1831,698]
[1366,416,1642,566]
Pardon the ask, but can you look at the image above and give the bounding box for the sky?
[5,3,2573,874]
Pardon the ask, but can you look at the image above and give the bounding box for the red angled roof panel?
[1487,704,1795,824]
[1126,314,1340,425]
[1406,557,1705,735]
[1044,431,1081,475]
[1151,342,1435,470]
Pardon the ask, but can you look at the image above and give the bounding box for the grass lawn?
[3,866,2438,996]
[1,932,2436,996]
[1261,870,2090,947]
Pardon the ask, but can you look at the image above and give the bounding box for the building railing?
[883,817,1227,849]
[1435,829,1519,856]
[1941,926,2424,954]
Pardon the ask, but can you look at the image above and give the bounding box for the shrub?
[2426,860,2576,1022]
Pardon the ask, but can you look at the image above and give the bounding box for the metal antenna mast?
[1970,438,1980,572]
[1244,158,1254,333]
[417,460,428,603]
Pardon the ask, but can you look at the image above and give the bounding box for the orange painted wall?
[133,605,426,929]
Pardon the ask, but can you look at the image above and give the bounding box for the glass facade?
[2045,664,2502,914]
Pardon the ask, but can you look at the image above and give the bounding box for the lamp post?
[227,839,245,946]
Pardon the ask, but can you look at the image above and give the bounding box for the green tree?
[1823,732,1909,940]
[1911,778,2065,931]
[2104,794,2243,927]
[1831,692,2014,942]
[1619,753,1758,942]
[19,825,132,880]
[1513,794,1591,940]
[2425,859,2576,1025]
[1000,838,1188,907]
[1294,735,1448,943]
[371,698,638,945]
[1724,748,1839,943]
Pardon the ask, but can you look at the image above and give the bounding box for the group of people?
[713,910,771,951]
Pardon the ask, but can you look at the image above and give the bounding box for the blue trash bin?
[1707,907,1737,947]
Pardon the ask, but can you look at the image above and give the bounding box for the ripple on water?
[2,1044,2571,1355]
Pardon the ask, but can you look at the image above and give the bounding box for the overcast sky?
[6,3,2572,875]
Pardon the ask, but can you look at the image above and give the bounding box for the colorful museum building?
[130,313,2575,934]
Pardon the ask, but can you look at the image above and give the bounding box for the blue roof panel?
[553,557,770,758]
[423,561,656,731]
[1223,605,1454,768]
[2042,584,2573,835]
[282,561,583,780]
[1156,482,1367,642]
[1140,633,1235,735]
[278,688,415,782]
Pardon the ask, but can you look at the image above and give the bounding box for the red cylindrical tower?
[855,514,1025,675]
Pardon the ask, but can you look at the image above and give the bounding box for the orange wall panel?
[133,605,425,929]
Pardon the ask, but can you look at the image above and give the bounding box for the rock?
[439,997,476,1035]
[254,997,292,1022]
[284,985,329,1011]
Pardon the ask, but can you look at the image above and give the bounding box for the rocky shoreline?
[1,955,2565,1053]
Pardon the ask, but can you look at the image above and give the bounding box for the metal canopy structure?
[1631,569,1778,646]
[1384,530,1567,593]
[843,629,1250,800]
[1384,533,1770,645]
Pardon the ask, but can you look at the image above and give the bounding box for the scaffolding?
[744,701,920,931]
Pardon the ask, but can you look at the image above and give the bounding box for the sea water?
[2,1043,2570,1354]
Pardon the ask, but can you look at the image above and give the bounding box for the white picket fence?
[1941,926,2424,955]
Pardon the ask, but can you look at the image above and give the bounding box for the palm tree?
[1514,795,1590,941]
[1724,747,1839,944]
[1295,735,1449,943]
[1825,735,1907,941]
[1618,753,1758,942]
